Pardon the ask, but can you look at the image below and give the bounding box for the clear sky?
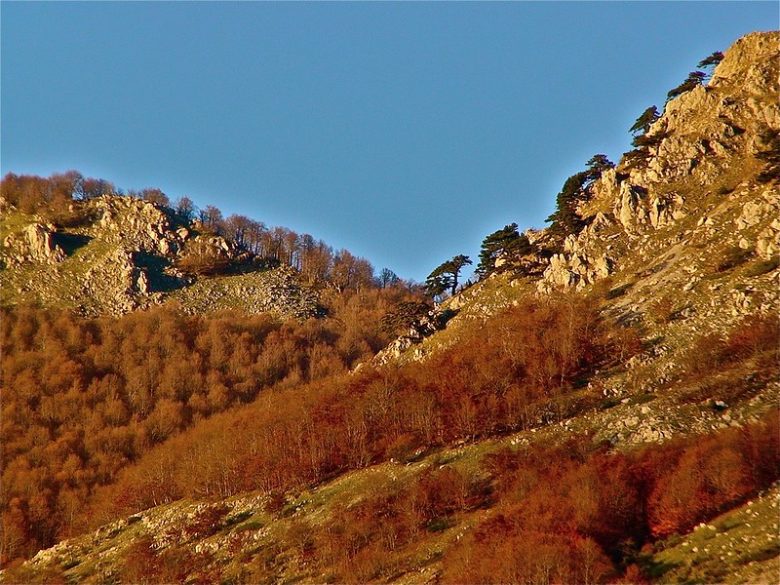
[2,2,777,282]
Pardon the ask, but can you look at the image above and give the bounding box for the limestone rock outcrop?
[1,193,321,317]
[95,196,183,257]
[535,31,779,294]
[373,307,456,365]
[2,223,66,266]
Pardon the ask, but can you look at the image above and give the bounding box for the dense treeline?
[90,296,639,524]
[1,172,405,291]
[0,287,414,563]
[73,308,777,584]
[2,300,776,576]
[1,171,114,216]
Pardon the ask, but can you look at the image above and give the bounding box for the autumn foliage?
[154,414,778,585]
[80,296,633,524]
[0,288,411,563]
[443,412,779,583]
[1,285,776,581]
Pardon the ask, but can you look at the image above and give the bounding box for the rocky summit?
[379,31,779,365]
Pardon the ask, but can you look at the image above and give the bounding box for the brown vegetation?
[0,288,413,563]
[440,414,779,584]
[85,297,638,529]
[2,296,776,582]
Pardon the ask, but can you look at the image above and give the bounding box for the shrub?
[680,315,778,388]
[606,283,632,299]
[183,504,229,539]
[648,440,751,538]
[647,295,676,324]
[721,314,779,362]
[263,491,287,516]
[175,247,231,276]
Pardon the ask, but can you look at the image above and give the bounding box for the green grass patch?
[606,283,633,299]
[426,517,456,533]
[715,515,742,532]
[235,519,265,532]
[61,558,81,570]
[225,510,254,527]
[0,211,34,239]
[742,541,780,563]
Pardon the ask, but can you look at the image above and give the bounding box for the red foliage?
[684,313,779,375]
[437,412,778,584]
[647,413,779,538]
[87,296,629,529]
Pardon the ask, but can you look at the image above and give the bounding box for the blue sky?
[2,2,777,282]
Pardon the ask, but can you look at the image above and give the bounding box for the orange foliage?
[440,412,778,584]
[0,295,408,563]
[684,313,779,375]
[88,297,630,530]
[647,413,779,538]
[6,287,774,582]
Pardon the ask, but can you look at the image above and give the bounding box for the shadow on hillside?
[134,253,187,293]
[53,233,92,256]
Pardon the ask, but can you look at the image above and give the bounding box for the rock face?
[539,251,613,293]
[375,31,780,366]
[373,308,456,365]
[757,218,780,260]
[532,30,780,294]
[631,32,779,187]
[176,232,251,271]
[80,248,154,314]
[170,265,321,320]
[96,196,181,257]
[2,223,66,266]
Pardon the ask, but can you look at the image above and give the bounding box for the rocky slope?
[3,31,779,585]
[371,32,780,461]
[0,195,320,319]
[380,31,779,366]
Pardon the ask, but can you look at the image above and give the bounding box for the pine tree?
[476,224,532,278]
[629,106,660,136]
[666,71,707,102]
[546,172,589,237]
[546,155,614,238]
[586,154,615,178]
[697,51,724,70]
[447,254,473,295]
[425,255,472,296]
[381,300,432,335]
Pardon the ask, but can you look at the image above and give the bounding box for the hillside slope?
[379,31,779,366]
[3,31,779,585]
